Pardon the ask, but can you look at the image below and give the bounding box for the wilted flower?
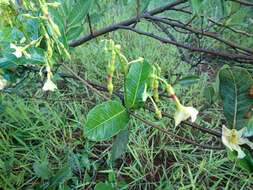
[174,103,199,126]
[10,43,23,58]
[42,65,57,91]
[222,125,253,159]
[0,77,7,90]
[42,77,57,91]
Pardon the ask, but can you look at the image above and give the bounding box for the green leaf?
[49,166,72,187]
[33,161,52,180]
[203,85,215,104]
[66,25,83,41]
[84,100,130,141]
[68,0,94,27]
[219,67,253,129]
[190,0,203,15]
[94,182,115,190]
[111,129,129,161]
[124,60,152,109]
[227,149,253,172]
[178,75,200,87]
[244,117,253,137]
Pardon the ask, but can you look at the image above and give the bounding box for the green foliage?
[124,60,152,109]
[228,149,253,173]
[218,66,253,172]
[84,100,130,141]
[111,129,129,161]
[218,66,253,129]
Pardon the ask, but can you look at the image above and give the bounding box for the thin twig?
[131,113,223,150]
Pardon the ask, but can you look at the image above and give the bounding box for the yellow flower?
[222,125,253,159]
[10,43,23,58]
[174,103,199,126]
[0,77,7,90]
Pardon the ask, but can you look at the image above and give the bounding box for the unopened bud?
[50,19,61,37]
[107,82,113,95]
[166,84,175,96]
[155,109,162,119]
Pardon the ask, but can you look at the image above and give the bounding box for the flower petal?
[233,144,246,159]
[238,138,253,149]
[184,106,198,122]
[174,108,189,126]
[0,78,8,90]
[42,78,57,91]
[237,127,246,138]
[222,125,233,151]
[10,43,22,58]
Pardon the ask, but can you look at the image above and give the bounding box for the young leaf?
[84,100,130,141]
[111,129,129,161]
[219,67,253,129]
[124,60,152,109]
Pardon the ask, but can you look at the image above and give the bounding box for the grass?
[0,0,253,189]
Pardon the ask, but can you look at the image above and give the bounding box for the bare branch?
[68,0,188,47]
[117,25,253,62]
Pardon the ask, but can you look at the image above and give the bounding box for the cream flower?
[10,43,23,58]
[174,104,199,126]
[42,65,57,91]
[222,125,253,159]
[42,77,57,91]
[0,77,7,90]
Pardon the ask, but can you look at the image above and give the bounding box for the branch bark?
[68,0,188,47]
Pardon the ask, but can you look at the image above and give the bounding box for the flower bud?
[153,80,159,102]
[49,19,61,37]
[155,109,162,119]
[107,82,113,95]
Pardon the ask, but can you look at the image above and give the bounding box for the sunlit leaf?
[84,100,130,141]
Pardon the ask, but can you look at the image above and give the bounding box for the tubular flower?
[222,125,253,159]
[0,77,7,90]
[42,66,57,91]
[166,84,199,126]
[174,103,199,127]
[10,43,23,58]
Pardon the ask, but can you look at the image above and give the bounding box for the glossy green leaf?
[68,0,94,27]
[111,129,129,161]
[227,149,253,172]
[84,100,130,141]
[244,117,253,137]
[219,67,253,129]
[190,0,203,15]
[66,25,83,41]
[124,60,152,109]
